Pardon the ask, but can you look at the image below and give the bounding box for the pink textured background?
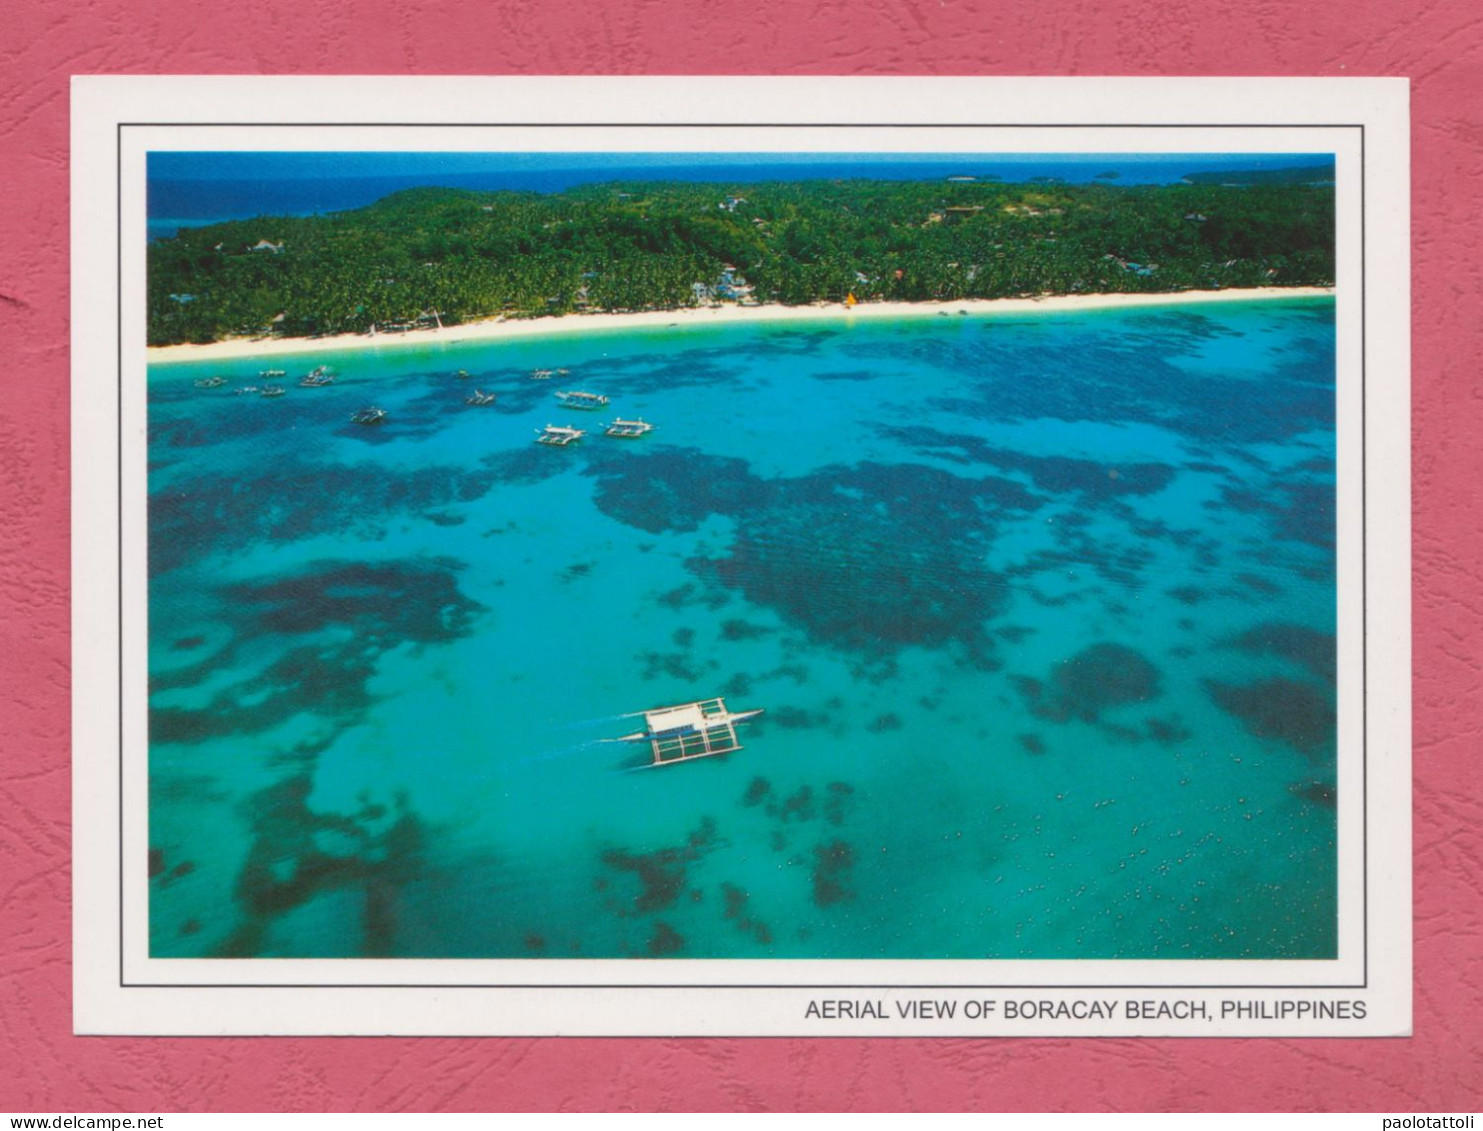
[3,0,1479,1113]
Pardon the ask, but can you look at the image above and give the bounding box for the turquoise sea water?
[146,298,1337,960]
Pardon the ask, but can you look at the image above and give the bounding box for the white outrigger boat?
[554,389,609,410]
[616,697,764,767]
[193,375,227,389]
[260,383,286,398]
[465,389,497,406]
[603,418,653,438]
[259,369,287,379]
[535,424,584,446]
[299,366,335,387]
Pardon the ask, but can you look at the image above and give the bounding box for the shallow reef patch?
[1230,622,1336,685]
[599,817,719,916]
[1205,677,1335,758]
[1014,643,1162,725]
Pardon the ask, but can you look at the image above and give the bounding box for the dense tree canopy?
[147,178,1334,345]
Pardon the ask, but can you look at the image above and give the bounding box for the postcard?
[72,75,1411,1036]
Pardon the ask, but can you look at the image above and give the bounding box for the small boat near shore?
[193,376,227,389]
[259,369,287,379]
[351,407,388,425]
[531,367,571,380]
[603,418,653,438]
[616,697,764,767]
[555,390,609,409]
[535,424,584,446]
[299,366,335,387]
[465,389,497,406]
[260,384,286,398]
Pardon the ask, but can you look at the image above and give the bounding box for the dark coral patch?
[588,449,769,535]
[720,619,773,641]
[1206,677,1335,758]
[1145,716,1193,746]
[812,840,856,907]
[1215,479,1335,552]
[1289,779,1337,808]
[148,457,504,577]
[150,558,483,746]
[971,436,1177,501]
[771,706,826,730]
[720,883,774,946]
[647,922,685,956]
[228,778,427,956]
[1236,572,1282,597]
[822,782,855,827]
[1018,733,1046,755]
[699,462,1019,659]
[1016,643,1162,725]
[741,777,771,807]
[1230,623,1336,685]
[601,817,719,916]
[592,448,1024,659]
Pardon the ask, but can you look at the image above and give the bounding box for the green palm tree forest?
[147,178,1334,346]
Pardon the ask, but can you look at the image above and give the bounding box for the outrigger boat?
[603,418,653,438]
[299,366,335,387]
[554,390,608,409]
[465,389,497,406]
[193,376,227,389]
[351,407,388,425]
[534,424,584,446]
[531,367,571,380]
[259,369,287,379]
[260,384,286,398]
[616,697,764,767]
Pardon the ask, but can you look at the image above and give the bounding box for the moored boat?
[603,417,653,438]
[534,424,584,446]
[193,376,227,388]
[260,384,286,398]
[465,389,497,406]
[554,389,609,409]
[351,407,388,425]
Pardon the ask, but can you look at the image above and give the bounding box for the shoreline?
[146,286,1335,366]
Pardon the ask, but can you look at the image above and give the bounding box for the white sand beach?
[146,287,1335,366]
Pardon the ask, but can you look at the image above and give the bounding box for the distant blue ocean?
[147,152,1334,240]
[146,296,1338,960]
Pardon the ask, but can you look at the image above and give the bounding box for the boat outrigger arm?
[616,697,764,766]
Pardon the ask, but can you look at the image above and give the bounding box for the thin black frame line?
[123,121,1362,129]
[119,122,1362,993]
[1360,124,1368,990]
[117,121,126,989]
[134,981,1371,990]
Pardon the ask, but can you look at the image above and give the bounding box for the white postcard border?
[73,76,1411,1036]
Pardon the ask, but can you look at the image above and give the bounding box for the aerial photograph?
[144,151,1338,961]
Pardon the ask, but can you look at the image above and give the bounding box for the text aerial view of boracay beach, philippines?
[144,151,1339,962]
